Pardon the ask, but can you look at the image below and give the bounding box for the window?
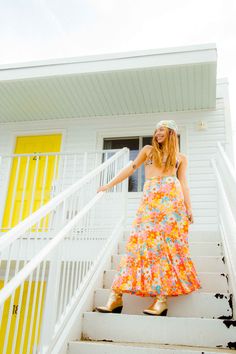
[103,135,180,192]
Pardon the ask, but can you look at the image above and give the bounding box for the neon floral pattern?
[111,175,202,297]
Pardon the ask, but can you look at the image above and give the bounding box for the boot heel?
[112,306,123,313]
[160,309,168,316]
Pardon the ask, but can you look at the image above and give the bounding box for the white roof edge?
[0,43,217,82]
[0,42,217,70]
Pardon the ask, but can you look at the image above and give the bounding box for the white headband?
[156,120,178,133]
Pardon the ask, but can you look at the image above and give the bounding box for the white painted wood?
[0,44,217,73]
[0,81,231,232]
[0,62,217,121]
[48,225,125,354]
[212,147,236,319]
[73,200,234,352]
[102,270,230,294]
[217,80,235,165]
[111,254,227,273]
[82,312,236,349]
[0,43,234,354]
[93,288,232,319]
[0,239,112,261]
[0,44,216,79]
[0,150,129,354]
[69,340,235,354]
[118,241,223,257]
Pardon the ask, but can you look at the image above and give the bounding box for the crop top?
[144,155,180,170]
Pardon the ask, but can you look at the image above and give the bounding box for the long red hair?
[149,127,179,173]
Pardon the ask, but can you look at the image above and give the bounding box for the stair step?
[103,270,230,293]
[118,241,223,257]
[69,340,236,354]
[123,230,222,243]
[111,255,227,273]
[82,312,236,349]
[93,288,232,319]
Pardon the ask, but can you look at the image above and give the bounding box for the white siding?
[0,90,231,233]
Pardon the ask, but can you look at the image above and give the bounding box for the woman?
[95,120,201,316]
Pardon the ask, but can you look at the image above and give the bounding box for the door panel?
[1,135,62,231]
[0,280,46,354]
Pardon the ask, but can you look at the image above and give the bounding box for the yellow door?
[0,280,46,354]
[1,134,62,231]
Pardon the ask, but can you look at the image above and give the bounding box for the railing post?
[38,249,61,353]
[122,149,130,229]
[38,203,64,353]
[0,149,128,353]
[83,152,88,176]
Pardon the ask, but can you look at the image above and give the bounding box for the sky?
[0,0,236,165]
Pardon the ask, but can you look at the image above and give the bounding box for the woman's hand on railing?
[186,209,194,224]
[97,184,110,193]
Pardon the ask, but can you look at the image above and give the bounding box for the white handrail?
[48,220,123,354]
[0,147,128,251]
[214,142,236,216]
[0,147,130,354]
[0,193,102,306]
[216,142,236,185]
[211,159,236,230]
[211,141,236,318]
[0,149,121,158]
[0,149,122,232]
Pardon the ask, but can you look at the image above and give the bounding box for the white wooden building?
[0,43,236,354]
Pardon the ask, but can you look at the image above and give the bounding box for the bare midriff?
[144,150,180,179]
[144,165,178,179]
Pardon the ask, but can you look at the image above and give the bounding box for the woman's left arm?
[177,154,194,223]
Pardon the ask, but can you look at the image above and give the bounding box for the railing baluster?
[29,154,40,234]
[10,237,24,354]
[20,231,33,354]
[26,265,40,354]
[33,260,47,353]
[18,156,30,225]
[8,156,21,229]
[83,152,88,176]
[2,287,17,354]
[40,154,49,233]
[0,148,129,353]
[19,273,33,354]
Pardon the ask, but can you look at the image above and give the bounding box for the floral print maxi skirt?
[111,175,202,297]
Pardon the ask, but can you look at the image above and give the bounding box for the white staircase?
[1,142,236,353]
[0,148,130,354]
[68,229,236,354]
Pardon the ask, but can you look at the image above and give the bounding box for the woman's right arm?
[97,145,150,192]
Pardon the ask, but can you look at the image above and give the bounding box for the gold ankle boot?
[95,291,123,313]
[143,297,168,316]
